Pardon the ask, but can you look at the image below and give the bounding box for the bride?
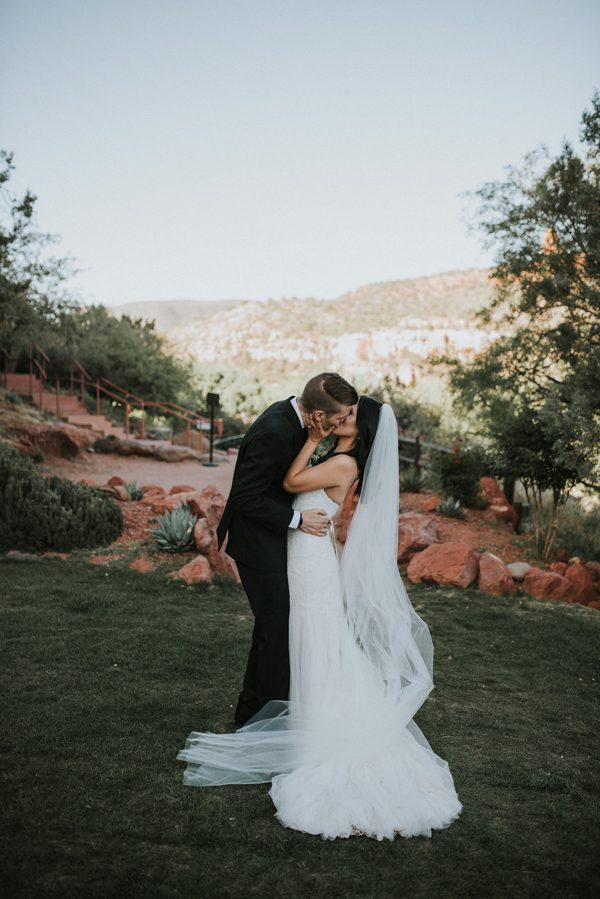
[178,397,462,840]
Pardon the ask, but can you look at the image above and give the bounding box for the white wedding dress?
[178,406,462,840]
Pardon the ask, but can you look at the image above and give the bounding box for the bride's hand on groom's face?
[304,412,335,443]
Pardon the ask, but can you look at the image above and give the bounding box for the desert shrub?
[151,504,197,552]
[0,443,123,552]
[433,445,489,508]
[400,467,425,493]
[436,496,466,519]
[554,499,600,562]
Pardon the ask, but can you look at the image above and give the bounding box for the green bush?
[554,499,600,562]
[433,445,489,508]
[400,466,425,493]
[0,443,123,552]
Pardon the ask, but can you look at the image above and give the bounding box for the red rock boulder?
[12,420,95,459]
[407,542,479,589]
[522,567,575,603]
[170,484,196,495]
[397,512,438,561]
[187,486,227,531]
[194,517,214,555]
[170,555,212,585]
[209,538,241,582]
[333,484,358,543]
[107,476,127,487]
[585,561,600,583]
[478,552,517,595]
[547,562,567,575]
[564,560,596,605]
[478,477,518,528]
[420,494,442,514]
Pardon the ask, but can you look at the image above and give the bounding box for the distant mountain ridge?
[111,299,245,331]
[112,268,494,332]
[146,268,501,386]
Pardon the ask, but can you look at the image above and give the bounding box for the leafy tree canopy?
[448,93,600,489]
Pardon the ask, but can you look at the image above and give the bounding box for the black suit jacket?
[216,398,307,573]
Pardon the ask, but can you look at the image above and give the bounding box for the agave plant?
[435,496,466,519]
[151,503,197,552]
[400,466,424,493]
[125,481,144,501]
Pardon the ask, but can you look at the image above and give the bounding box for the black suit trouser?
[235,561,290,726]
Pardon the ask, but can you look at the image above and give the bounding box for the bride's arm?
[283,421,357,494]
[283,445,357,494]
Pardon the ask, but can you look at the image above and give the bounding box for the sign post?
[202,392,220,467]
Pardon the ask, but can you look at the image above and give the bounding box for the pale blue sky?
[1,0,599,306]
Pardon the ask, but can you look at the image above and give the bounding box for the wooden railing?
[398,433,453,469]
[68,360,212,445]
[2,343,220,448]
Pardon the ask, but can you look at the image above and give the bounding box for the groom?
[217,372,358,726]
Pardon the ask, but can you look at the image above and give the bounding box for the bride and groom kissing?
[178,373,462,841]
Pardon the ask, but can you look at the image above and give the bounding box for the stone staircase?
[4,373,129,439]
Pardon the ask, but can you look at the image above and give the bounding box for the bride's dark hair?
[354,396,384,492]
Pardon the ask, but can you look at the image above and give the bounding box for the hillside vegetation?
[157,269,498,388]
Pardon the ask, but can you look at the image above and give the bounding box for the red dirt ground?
[41,453,533,563]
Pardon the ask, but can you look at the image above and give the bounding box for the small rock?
[112,485,132,502]
[89,555,113,565]
[170,484,197,495]
[547,562,567,575]
[420,494,442,513]
[170,555,212,584]
[506,561,532,582]
[154,445,202,462]
[107,476,127,487]
[141,484,166,496]
[6,549,41,561]
[129,558,155,574]
[478,552,517,595]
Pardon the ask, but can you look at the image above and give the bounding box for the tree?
[0,151,74,359]
[445,94,600,559]
[51,305,195,404]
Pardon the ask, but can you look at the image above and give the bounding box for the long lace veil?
[339,403,435,727]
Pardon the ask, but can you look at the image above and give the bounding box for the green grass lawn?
[1,557,599,899]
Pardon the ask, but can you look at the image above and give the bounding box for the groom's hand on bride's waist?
[299,509,329,536]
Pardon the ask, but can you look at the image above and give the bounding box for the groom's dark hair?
[300,372,358,413]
